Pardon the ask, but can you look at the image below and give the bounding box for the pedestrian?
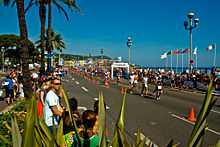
[44,77,64,133]
[4,74,14,104]
[17,74,24,98]
[63,97,83,147]
[129,72,135,94]
[81,110,100,147]
[141,73,149,96]
[37,78,51,118]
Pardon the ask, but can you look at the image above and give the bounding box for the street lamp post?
[127,36,132,65]
[184,12,199,73]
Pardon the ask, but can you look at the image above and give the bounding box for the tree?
[0,0,33,97]
[46,0,79,71]
[36,31,65,66]
[25,0,80,72]
[50,31,65,64]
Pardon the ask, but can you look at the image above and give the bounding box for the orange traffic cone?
[188,107,196,122]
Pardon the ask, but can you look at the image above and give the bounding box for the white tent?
[111,62,129,79]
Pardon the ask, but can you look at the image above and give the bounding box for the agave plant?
[98,92,107,147]
[187,79,217,147]
[2,78,219,147]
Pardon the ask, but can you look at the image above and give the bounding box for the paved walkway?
[0,100,7,112]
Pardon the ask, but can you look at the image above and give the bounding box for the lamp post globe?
[187,12,194,19]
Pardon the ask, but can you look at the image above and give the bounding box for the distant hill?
[58,53,112,60]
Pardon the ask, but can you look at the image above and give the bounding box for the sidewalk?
[0,100,8,113]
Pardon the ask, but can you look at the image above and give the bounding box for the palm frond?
[10,0,15,7]
[53,0,70,21]
[25,0,35,13]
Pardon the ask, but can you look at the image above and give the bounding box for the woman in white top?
[141,74,149,96]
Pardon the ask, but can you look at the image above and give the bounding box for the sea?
[143,66,213,74]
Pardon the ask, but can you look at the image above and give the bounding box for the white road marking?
[94,98,98,101]
[81,86,88,92]
[72,78,75,81]
[106,106,110,110]
[78,106,87,111]
[211,109,220,114]
[75,81,79,85]
[171,113,220,136]
[134,132,159,147]
[93,98,110,110]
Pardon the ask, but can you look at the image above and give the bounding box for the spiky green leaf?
[11,116,22,147]
[22,97,37,147]
[112,92,130,147]
[98,92,106,147]
[135,128,146,147]
[0,134,11,145]
[216,139,220,147]
[56,118,64,146]
[188,79,217,147]
[60,86,82,147]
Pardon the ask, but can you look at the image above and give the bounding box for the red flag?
[172,50,181,55]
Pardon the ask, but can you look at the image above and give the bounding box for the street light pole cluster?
[127,36,132,65]
[184,12,199,73]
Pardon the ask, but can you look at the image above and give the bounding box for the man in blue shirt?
[4,75,14,104]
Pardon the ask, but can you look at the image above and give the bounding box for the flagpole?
[182,51,184,73]
[214,43,217,67]
[176,53,178,73]
[171,50,173,71]
[196,53,197,70]
[166,57,168,71]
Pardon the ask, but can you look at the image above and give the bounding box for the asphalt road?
[63,73,220,146]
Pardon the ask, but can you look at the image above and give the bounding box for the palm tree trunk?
[15,0,32,98]
[39,2,46,73]
[47,0,52,72]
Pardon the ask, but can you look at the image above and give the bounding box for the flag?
[172,49,181,55]
[181,48,189,54]
[190,59,194,64]
[206,44,216,51]
[193,47,197,55]
[160,52,167,59]
[167,51,172,55]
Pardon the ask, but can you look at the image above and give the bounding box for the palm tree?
[47,0,79,71]
[36,31,65,66]
[2,0,33,98]
[51,31,65,64]
[25,0,80,72]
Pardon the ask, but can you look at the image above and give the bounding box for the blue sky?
[0,0,220,67]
